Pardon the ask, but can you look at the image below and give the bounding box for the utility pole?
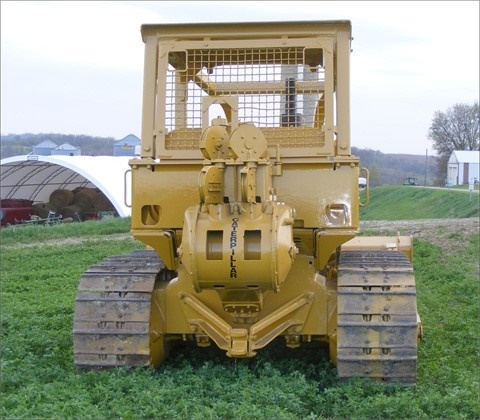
[424,148,428,186]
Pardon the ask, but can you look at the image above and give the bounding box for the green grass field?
[360,186,479,220]
[1,187,479,419]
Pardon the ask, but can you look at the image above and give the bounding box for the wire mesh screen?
[164,47,326,150]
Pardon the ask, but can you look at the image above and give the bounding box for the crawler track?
[73,250,163,368]
[336,250,419,385]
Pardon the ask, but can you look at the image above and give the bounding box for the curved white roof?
[0,155,132,217]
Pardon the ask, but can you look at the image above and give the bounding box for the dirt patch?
[360,218,479,255]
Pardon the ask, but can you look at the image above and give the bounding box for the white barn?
[447,150,479,186]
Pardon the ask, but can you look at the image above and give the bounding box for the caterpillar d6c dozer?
[73,20,422,385]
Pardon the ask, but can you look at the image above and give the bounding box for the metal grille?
[165,47,326,149]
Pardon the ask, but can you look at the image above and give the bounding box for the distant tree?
[0,133,116,158]
[367,163,380,186]
[428,102,479,183]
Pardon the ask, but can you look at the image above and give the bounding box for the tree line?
[0,133,116,158]
[1,102,478,186]
[0,133,443,186]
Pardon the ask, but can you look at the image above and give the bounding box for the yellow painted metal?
[132,18,369,340]
[149,281,170,367]
[342,235,414,263]
[132,229,177,270]
[99,19,423,384]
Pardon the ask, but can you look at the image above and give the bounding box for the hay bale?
[73,188,97,212]
[32,202,53,218]
[93,192,114,212]
[73,187,97,197]
[71,186,87,195]
[49,189,74,211]
[32,202,51,210]
[58,204,82,219]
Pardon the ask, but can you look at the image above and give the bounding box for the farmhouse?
[447,150,479,186]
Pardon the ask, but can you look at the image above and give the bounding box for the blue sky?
[1,1,478,155]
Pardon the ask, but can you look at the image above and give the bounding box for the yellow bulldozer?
[73,20,422,385]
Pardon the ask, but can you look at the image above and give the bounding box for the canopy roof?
[0,155,132,217]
